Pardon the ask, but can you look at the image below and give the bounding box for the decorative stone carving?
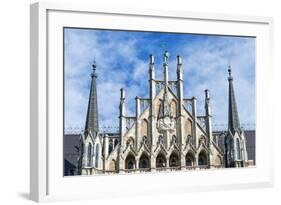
[157,116,176,132]
[157,87,176,132]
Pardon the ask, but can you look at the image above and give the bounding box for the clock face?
[157,116,175,132]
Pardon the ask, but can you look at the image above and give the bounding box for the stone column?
[192,97,198,148]
[149,54,156,99]
[177,55,185,168]
[119,88,126,144]
[205,89,212,145]
[118,88,126,172]
[205,89,213,168]
[103,135,109,170]
[149,54,157,171]
[135,96,141,150]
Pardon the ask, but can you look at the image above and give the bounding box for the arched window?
[185,152,195,166]
[95,144,100,168]
[236,138,241,160]
[185,119,193,136]
[125,154,136,170]
[87,143,92,167]
[170,100,177,118]
[141,119,148,139]
[198,151,208,166]
[156,152,166,168]
[169,152,179,167]
[139,153,150,169]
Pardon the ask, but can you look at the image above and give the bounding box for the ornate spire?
[227,66,241,134]
[84,61,99,137]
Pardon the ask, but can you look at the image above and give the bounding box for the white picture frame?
[30,2,274,202]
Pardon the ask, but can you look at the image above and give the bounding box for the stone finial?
[205,89,210,99]
[228,65,233,81]
[149,54,154,64]
[120,88,126,100]
[177,55,182,65]
[163,50,169,64]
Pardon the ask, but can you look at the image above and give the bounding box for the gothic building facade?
[77,51,249,175]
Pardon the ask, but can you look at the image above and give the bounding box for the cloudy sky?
[64,28,255,132]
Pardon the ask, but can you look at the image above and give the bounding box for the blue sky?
[64,28,255,132]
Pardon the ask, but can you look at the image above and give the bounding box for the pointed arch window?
[170,100,177,118]
[236,138,241,160]
[125,154,136,170]
[198,151,208,166]
[141,119,149,139]
[156,152,166,168]
[185,153,195,167]
[169,152,179,167]
[139,153,150,169]
[95,144,100,168]
[87,143,92,167]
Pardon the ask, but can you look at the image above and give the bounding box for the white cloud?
[64,29,255,132]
